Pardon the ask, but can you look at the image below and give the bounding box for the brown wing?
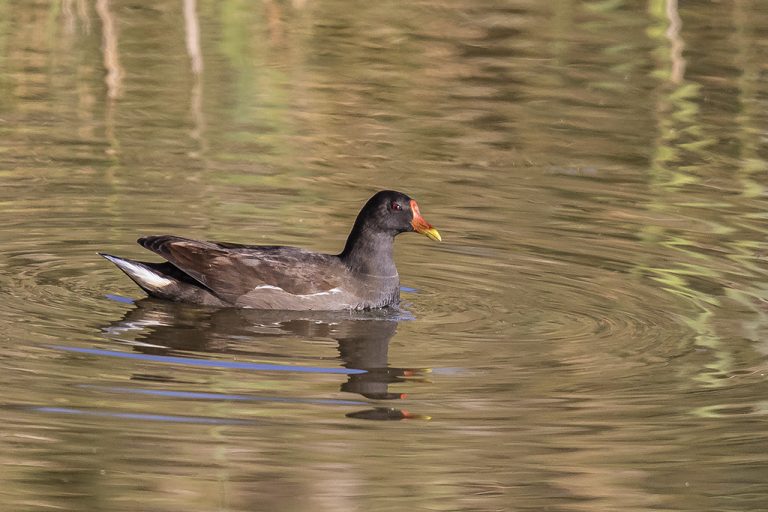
[138,235,343,304]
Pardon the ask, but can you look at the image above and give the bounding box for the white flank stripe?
[250,284,343,298]
[298,287,343,298]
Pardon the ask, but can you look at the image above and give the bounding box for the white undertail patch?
[104,255,173,288]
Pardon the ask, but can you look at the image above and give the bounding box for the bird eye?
[390,201,402,211]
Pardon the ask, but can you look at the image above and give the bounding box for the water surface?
[2,1,768,510]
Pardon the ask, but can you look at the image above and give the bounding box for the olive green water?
[2,1,768,510]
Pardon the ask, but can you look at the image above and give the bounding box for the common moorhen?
[100,190,441,310]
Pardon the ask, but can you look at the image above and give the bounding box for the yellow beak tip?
[425,228,442,242]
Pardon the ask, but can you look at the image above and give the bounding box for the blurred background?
[2,1,768,510]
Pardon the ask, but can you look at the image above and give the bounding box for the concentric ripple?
[0,234,131,343]
[404,240,699,373]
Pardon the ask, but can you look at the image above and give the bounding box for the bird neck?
[339,223,398,277]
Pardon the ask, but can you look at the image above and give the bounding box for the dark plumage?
[100,190,441,310]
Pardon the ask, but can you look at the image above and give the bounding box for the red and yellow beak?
[410,199,442,241]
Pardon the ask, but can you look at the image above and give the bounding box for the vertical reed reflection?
[664,0,686,84]
[184,0,208,158]
[722,0,768,360]
[644,1,747,385]
[264,0,285,45]
[95,0,122,100]
[61,0,76,35]
[646,0,710,358]
[62,0,92,36]
[95,0,122,156]
[77,0,91,35]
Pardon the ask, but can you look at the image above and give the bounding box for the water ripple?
[408,239,697,372]
[28,406,255,425]
[47,345,367,375]
[80,384,368,406]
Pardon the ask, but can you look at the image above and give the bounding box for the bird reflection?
[102,299,430,421]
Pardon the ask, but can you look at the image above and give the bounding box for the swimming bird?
[100,190,441,310]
